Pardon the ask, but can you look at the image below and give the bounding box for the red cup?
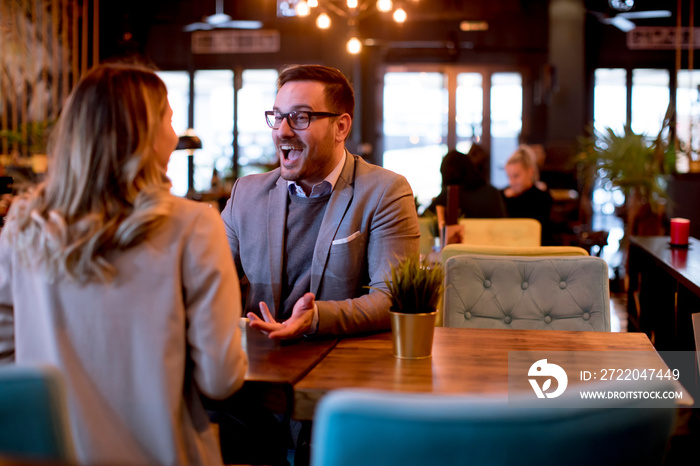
[670,218,690,246]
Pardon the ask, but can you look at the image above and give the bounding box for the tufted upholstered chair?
[311,382,676,466]
[458,218,541,247]
[441,244,588,263]
[443,254,610,331]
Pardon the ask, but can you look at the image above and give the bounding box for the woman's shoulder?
[165,195,223,229]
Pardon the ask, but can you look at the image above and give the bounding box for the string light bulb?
[316,12,331,29]
[347,36,362,54]
[308,0,319,7]
[296,1,310,16]
[376,0,393,12]
[347,0,358,9]
[392,7,407,23]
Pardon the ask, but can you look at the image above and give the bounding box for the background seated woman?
[502,145,554,245]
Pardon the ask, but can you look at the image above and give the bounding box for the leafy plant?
[0,120,54,156]
[371,253,444,314]
[577,114,675,215]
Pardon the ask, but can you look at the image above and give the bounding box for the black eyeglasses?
[265,110,341,130]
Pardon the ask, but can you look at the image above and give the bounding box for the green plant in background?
[577,106,676,235]
[0,120,54,156]
[371,253,444,314]
[578,125,675,212]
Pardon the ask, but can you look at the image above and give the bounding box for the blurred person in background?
[428,149,506,244]
[502,144,554,245]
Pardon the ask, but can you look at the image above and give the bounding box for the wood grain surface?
[293,327,685,420]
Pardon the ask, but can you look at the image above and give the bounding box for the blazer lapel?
[310,153,356,295]
[267,176,288,316]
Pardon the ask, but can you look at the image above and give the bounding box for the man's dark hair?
[277,64,355,119]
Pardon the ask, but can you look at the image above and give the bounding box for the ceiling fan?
[183,0,263,32]
[590,0,671,32]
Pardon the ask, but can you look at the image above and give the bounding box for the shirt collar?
[287,151,346,198]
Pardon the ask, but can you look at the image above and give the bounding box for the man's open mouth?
[279,144,303,163]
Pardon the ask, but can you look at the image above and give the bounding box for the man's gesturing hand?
[248,292,316,339]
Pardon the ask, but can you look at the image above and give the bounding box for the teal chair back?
[311,381,676,466]
[0,365,74,462]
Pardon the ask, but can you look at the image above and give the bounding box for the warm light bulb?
[347,0,358,9]
[347,36,362,54]
[308,0,319,7]
[393,7,407,23]
[296,1,310,16]
[316,12,331,29]
[376,0,393,12]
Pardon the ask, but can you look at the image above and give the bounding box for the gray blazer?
[221,153,420,336]
[0,196,248,465]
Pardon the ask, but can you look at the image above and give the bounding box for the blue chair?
[311,381,676,466]
[0,365,75,462]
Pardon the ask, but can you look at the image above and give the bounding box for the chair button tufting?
[583,312,590,320]
[559,281,567,289]
[504,316,512,324]
[483,280,491,288]
[465,312,472,320]
[544,316,552,323]
[521,281,529,290]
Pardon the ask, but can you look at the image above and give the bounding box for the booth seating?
[441,244,588,263]
[443,254,610,331]
[458,218,541,247]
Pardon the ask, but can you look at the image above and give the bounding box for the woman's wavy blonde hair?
[5,63,173,283]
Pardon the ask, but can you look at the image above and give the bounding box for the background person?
[501,144,554,245]
[428,149,506,244]
[0,63,248,465]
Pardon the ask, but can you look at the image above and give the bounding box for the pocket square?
[332,231,361,245]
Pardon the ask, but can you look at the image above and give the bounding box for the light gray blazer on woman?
[0,196,248,465]
[221,152,421,336]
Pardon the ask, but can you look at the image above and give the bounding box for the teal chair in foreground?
[311,381,676,466]
[0,365,75,462]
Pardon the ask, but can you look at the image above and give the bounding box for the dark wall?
[99,1,696,169]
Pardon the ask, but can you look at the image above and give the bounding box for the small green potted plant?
[374,253,444,359]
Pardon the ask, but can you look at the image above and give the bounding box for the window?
[156,71,190,197]
[594,68,627,135]
[676,70,700,170]
[192,70,235,193]
[455,72,483,154]
[490,72,522,189]
[237,69,279,177]
[631,69,670,138]
[382,71,447,212]
[381,67,523,210]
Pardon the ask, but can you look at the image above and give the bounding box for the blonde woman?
[502,145,554,244]
[0,64,247,465]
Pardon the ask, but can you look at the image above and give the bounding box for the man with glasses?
[221,64,420,340]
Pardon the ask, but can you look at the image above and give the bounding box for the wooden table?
[293,327,692,420]
[204,320,338,415]
[627,236,700,350]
